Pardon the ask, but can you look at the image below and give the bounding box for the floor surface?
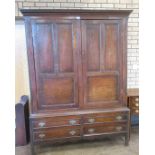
[16,127,139,155]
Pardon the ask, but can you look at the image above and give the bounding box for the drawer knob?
[116,116,122,120]
[69,130,76,136]
[135,98,139,102]
[38,133,45,138]
[115,126,123,131]
[69,119,77,125]
[135,110,139,113]
[88,128,95,133]
[135,103,139,107]
[38,122,46,127]
[88,118,95,123]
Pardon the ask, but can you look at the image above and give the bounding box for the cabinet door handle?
[38,122,46,127]
[88,128,95,133]
[69,130,76,136]
[38,133,45,138]
[88,118,95,123]
[115,116,123,120]
[69,119,77,125]
[115,126,123,131]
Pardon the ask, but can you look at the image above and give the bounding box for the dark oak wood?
[83,122,127,135]
[127,88,139,116]
[15,95,29,146]
[33,126,81,142]
[127,88,139,128]
[21,9,132,154]
[127,88,139,140]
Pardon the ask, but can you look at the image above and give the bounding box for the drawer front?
[33,116,81,129]
[83,112,128,124]
[34,126,81,141]
[83,123,127,135]
[130,97,139,105]
[131,108,139,115]
[129,96,139,115]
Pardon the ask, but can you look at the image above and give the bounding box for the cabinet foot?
[31,144,35,155]
[125,134,129,146]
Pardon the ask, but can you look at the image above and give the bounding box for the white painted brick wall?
[15,0,139,88]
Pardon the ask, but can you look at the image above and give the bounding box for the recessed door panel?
[88,76,118,102]
[41,78,74,105]
[86,24,100,71]
[32,19,81,111]
[105,24,118,70]
[57,24,74,72]
[33,24,54,73]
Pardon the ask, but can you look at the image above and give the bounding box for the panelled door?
[31,19,81,112]
[81,20,123,108]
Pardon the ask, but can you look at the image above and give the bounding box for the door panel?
[86,23,100,71]
[34,24,54,73]
[57,23,74,72]
[41,78,74,105]
[105,24,118,70]
[32,19,81,111]
[88,76,118,102]
[81,20,122,108]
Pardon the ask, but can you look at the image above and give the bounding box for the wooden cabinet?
[21,9,132,154]
[127,88,139,125]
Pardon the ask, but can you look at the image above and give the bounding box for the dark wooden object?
[21,9,132,154]
[127,88,139,125]
[15,95,30,146]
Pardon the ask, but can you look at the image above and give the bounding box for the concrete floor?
[16,127,139,155]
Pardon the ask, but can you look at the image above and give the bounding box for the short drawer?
[129,96,139,116]
[130,97,139,104]
[83,122,127,135]
[34,126,81,141]
[132,102,139,108]
[83,112,128,124]
[32,116,81,129]
[131,108,139,115]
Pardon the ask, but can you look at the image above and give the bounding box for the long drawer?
[33,126,81,142]
[32,115,81,129]
[83,112,128,124]
[83,122,127,136]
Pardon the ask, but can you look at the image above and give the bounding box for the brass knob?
[135,103,139,107]
[38,133,45,138]
[115,116,122,120]
[69,130,76,136]
[88,118,95,123]
[88,128,95,133]
[69,119,77,125]
[135,110,139,113]
[115,126,123,131]
[135,98,139,102]
[38,122,46,127]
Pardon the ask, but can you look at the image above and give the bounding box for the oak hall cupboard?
[21,9,132,154]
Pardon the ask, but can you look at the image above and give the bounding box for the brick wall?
[15,0,139,88]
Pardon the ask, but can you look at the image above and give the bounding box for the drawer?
[32,116,81,129]
[131,102,139,108]
[83,112,128,124]
[130,97,139,104]
[34,126,81,141]
[131,109,139,115]
[83,122,127,135]
[130,105,139,111]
